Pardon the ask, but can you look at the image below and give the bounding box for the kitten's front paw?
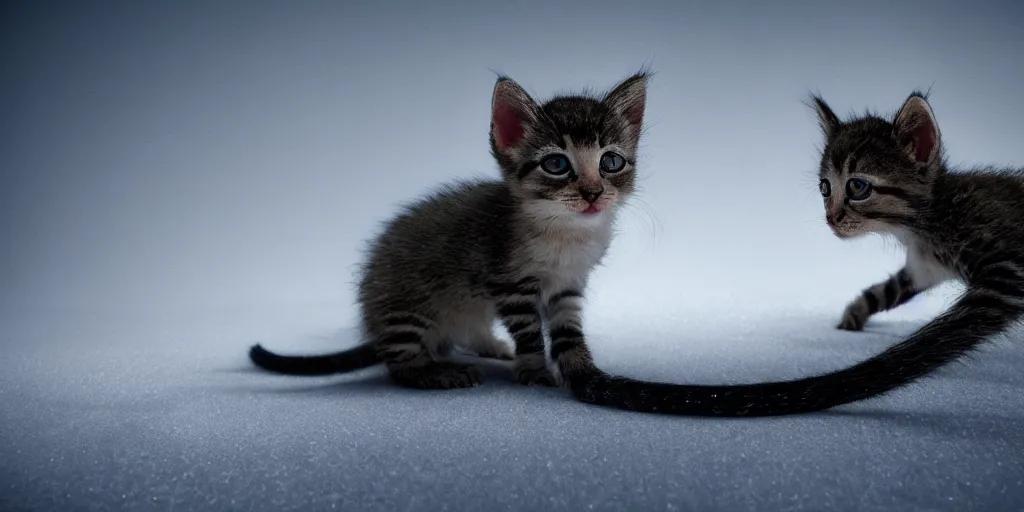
[513,362,558,387]
[389,362,484,390]
[837,300,869,331]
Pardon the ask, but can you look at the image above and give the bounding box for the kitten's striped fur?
[566,91,1024,416]
[249,72,649,389]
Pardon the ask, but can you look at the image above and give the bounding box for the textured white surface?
[2,289,1022,511]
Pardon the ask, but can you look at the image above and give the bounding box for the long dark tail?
[249,343,381,376]
[562,288,1022,416]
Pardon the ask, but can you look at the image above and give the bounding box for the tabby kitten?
[567,91,1024,416]
[249,72,649,389]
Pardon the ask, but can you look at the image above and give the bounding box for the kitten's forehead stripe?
[847,154,858,175]
[831,151,844,173]
[541,97,609,148]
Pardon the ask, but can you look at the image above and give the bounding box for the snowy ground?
[3,290,1022,511]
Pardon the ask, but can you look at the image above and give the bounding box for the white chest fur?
[892,228,960,288]
[520,215,615,296]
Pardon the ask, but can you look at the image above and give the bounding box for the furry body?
[251,72,648,389]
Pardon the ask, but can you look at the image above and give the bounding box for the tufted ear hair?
[490,76,541,153]
[808,94,841,139]
[603,71,649,133]
[893,91,942,174]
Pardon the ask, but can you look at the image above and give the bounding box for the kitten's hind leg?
[838,267,926,331]
[375,319,483,389]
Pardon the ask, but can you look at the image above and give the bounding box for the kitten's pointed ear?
[491,77,540,152]
[893,91,942,170]
[810,94,841,138]
[603,72,649,129]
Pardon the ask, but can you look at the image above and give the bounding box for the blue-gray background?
[2,1,1023,511]
[4,0,1023,315]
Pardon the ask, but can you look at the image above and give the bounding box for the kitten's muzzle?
[826,209,845,226]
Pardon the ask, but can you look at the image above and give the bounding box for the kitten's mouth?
[830,223,866,239]
[562,197,615,216]
[827,216,849,238]
[829,223,849,238]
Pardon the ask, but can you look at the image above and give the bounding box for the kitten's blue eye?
[819,179,831,197]
[540,155,571,175]
[600,152,626,173]
[845,178,873,200]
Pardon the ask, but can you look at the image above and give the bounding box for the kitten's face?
[812,93,943,238]
[489,73,648,225]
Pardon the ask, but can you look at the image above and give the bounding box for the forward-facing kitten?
[566,91,1024,416]
[249,72,649,389]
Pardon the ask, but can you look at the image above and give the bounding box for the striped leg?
[838,267,925,331]
[490,277,557,387]
[376,313,483,389]
[546,289,600,388]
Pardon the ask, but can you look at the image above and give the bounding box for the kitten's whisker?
[620,196,662,247]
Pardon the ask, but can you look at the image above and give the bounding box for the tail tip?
[248,343,271,363]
